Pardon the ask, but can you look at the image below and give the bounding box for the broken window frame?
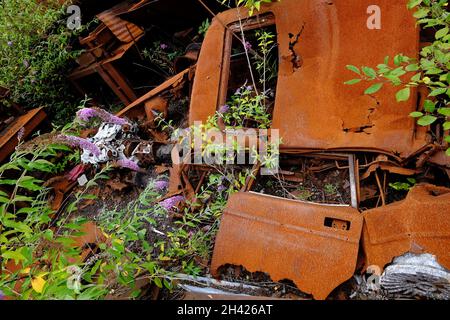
[246,153,359,209]
[217,13,278,111]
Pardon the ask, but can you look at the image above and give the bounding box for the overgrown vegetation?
[346,0,450,155]
[0,0,82,124]
[219,0,276,15]
[0,118,239,299]
[0,0,282,300]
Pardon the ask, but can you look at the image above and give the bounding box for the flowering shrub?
[155,180,169,190]
[142,41,183,77]
[218,85,272,128]
[56,134,101,157]
[0,0,82,124]
[219,0,276,15]
[76,108,130,126]
[116,159,140,171]
[159,195,185,211]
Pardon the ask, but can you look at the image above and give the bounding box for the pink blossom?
[17,127,25,141]
[219,105,229,114]
[117,159,140,171]
[76,108,97,122]
[76,107,129,126]
[159,195,185,211]
[155,180,169,190]
[56,135,100,157]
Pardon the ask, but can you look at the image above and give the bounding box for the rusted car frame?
[189,0,428,158]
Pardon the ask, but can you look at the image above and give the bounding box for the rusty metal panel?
[362,184,450,272]
[189,0,427,158]
[97,7,144,44]
[211,192,363,300]
[0,107,47,163]
[118,67,192,119]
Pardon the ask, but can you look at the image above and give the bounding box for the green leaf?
[364,83,384,94]
[28,159,55,173]
[423,100,436,113]
[43,229,54,240]
[446,148,450,156]
[346,65,361,75]
[0,179,18,186]
[2,250,26,263]
[410,112,424,118]
[394,55,403,66]
[417,115,437,126]
[153,277,163,288]
[429,87,447,96]
[405,64,419,72]
[444,122,450,130]
[436,27,449,39]
[413,8,429,19]
[362,67,377,79]
[407,0,422,9]
[0,163,20,172]
[425,68,443,75]
[18,176,43,191]
[438,108,450,116]
[2,219,33,234]
[396,87,411,102]
[344,79,362,85]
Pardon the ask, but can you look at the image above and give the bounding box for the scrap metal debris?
[362,184,450,272]
[210,191,363,300]
[0,86,47,162]
[3,0,449,301]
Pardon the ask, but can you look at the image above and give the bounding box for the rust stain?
[362,184,450,271]
[211,192,363,300]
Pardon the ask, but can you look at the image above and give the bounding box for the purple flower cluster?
[155,180,169,190]
[159,195,185,211]
[219,104,230,114]
[235,85,253,96]
[57,134,100,157]
[23,60,29,68]
[218,184,226,192]
[117,159,140,171]
[17,127,25,141]
[7,41,13,47]
[76,108,129,126]
[0,289,4,300]
[160,43,169,50]
[76,108,97,122]
[244,41,252,50]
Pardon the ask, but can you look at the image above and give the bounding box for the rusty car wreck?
[109,0,449,300]
[1,0,449,301]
